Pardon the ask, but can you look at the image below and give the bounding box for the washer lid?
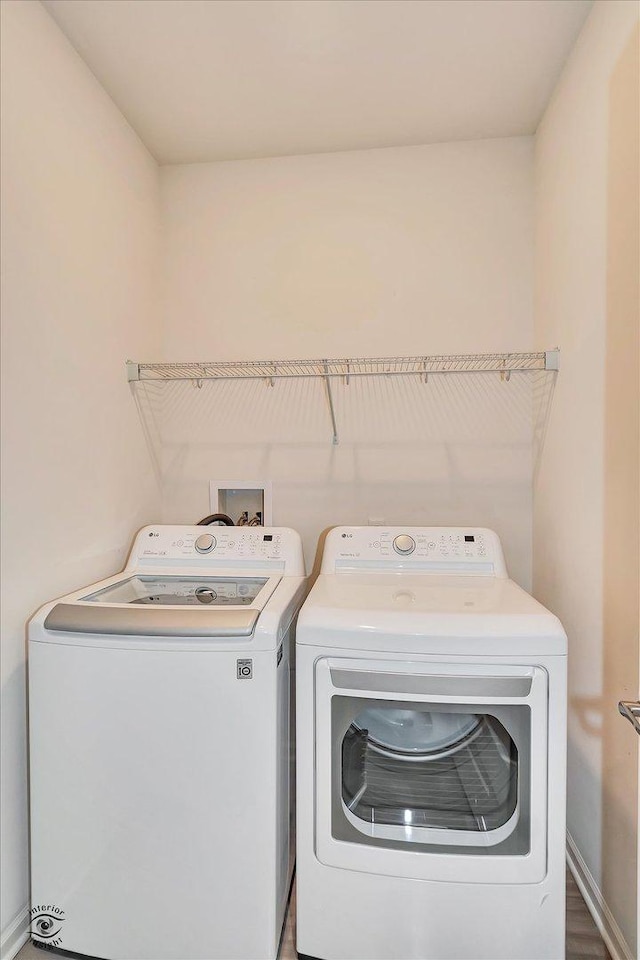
[44,603,260,637]
[43,574,281,638]
[80,575,267,606]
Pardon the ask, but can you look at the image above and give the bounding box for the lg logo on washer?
[30,904,66,948]
[237,659,253,679]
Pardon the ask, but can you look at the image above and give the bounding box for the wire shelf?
[127,351,558,384]
[126,351,559,445]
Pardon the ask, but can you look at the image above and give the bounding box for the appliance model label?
[237,659,253,679]
[30,904,66,949]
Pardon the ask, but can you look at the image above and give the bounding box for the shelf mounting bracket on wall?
[126,350,559,444]
[323,361,339,444]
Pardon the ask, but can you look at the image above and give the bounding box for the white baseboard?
[566,832,634,960]
[0,905,29,960]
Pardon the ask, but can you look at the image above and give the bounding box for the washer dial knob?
[195,533,216,554]
[393,534,416,555]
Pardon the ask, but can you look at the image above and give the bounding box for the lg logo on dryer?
[30,904,66,948]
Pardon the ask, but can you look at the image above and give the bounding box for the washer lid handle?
[43,603,259,638]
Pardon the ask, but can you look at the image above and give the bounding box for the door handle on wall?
[618,701,640,734]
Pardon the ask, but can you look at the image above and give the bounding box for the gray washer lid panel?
[43,603,260,638]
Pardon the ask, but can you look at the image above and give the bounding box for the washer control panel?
[321,527,507,577]
[129,526,305,575]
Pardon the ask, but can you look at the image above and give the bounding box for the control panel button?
[195,533,216,554]
[393,534,416,555]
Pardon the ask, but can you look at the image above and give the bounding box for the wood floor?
[565,868,612,960]
[15,869,610,960]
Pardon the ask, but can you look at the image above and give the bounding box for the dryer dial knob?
[393,534,416,555]
[195,533,216,554]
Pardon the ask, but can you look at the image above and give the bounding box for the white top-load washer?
[296,526,567,960]
[28,525,305,960]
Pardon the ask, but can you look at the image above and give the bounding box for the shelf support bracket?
[545,349,560,371]
[323,362,339,445]
[126,360,140,383]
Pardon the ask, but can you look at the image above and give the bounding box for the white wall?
[159,138,536,581]
[534,1,639,955]
[0,2,161,954]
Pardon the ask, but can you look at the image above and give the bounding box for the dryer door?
[314,658,548,884]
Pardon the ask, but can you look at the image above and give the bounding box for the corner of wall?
[0,906,29,960]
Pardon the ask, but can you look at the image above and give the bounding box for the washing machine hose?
[197,513,234,526]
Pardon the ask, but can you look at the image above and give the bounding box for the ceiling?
[42,0,593,165]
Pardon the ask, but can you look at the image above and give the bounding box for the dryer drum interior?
[342,708,518,833]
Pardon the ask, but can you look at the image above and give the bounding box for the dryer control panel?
[321,527,507,577]
[127,526,305,575]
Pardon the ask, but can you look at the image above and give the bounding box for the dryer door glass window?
[333,695,531,854]
[342,706,517,833]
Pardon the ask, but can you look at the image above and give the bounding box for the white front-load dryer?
[296,526,567,960]
[28,525,306,960]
